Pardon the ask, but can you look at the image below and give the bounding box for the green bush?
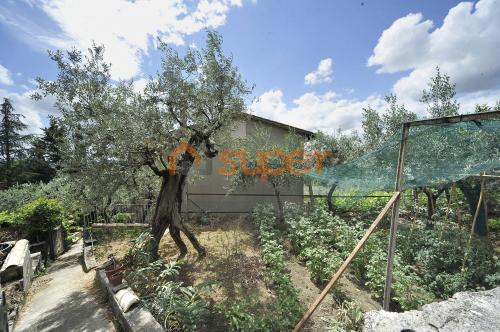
[111,212,133,223]
[399,228,497,298]
[16,196,64,234]
[0,183,42,212]
[0,210,17,226]
[218,204,306,331]
[251,204,305,331]
[285,203,437,310]
[489,218,500,232]
[126,258,211,332]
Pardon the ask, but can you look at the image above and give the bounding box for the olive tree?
[307,130,363,211]
[225,127,308,224]
[34,32,252,258]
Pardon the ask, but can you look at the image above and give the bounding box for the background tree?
[40,117,64,169]
[227,127,308,224]
[361,106,383,149]
[420,66,460,117]
[382,93,417,134]
[308,129,363,211]
[0,98,30,188]
[475,101,500,113]
[362,94,416,150]
[34,32,252,259]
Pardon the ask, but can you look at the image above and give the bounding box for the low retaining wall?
[95,269,164,332]
[0,239,33,291]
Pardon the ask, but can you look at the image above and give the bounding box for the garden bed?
[88,195,499,331]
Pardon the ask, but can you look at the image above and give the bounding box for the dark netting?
[308,118,500,194]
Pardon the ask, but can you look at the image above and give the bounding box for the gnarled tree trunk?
[150,174,206,260]
[457,178,488,237]
[327,184,337,213]
[272,182,285,227]
[307,180,315,209]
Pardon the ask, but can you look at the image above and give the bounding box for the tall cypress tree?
[0,98,30,187]
[41,117,64,169]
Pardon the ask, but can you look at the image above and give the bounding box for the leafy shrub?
[485,262,500,287]
[399,228,497,298]
[322,300,364,332]
[226,204,306,331]
[0,183,42,212]
[0,211,17,226]
[218,298,265,332]
[111,212,133,223]
[15,196,64,234]
[125,235,211,331]
[0,177,76,214]
[488,218,500,232]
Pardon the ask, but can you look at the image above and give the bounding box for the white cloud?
[0,88,58,134]
[0,64,14,85]
[369,0,500,108]
[304,58,333,85]
[250,89,385,134]
[2,0,245,80]
[132,78,149,93]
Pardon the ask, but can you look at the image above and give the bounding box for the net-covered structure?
[308,112,500,193]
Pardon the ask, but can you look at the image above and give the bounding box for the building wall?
[183,118,305,214]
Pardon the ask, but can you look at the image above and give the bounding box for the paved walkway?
[14,241,116,332]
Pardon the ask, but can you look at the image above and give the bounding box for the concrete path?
[14,241,116,332]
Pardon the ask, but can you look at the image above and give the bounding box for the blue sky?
[1,0,499,134]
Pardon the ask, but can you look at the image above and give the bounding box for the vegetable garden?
[1,29,499,332]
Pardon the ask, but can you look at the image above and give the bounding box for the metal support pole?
[383,123,410,310]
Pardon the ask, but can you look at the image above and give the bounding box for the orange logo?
[166,142,331,181]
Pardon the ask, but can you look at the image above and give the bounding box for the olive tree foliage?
[475,101,500,113]
[417,67,491,234]
[307,130,363,211]
[226,127,306,224]
[33,32,252,259]
[420,66,460,117]
[362,93,417,149]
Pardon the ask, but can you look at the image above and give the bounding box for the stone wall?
[363,287,500,332]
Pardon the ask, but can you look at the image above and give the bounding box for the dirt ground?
[159,216,272,305]
[95,216,383,331]
[287,257,381,331]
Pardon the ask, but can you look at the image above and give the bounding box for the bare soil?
[287,258,381,331]
[159,216,272,305]
[95,217,382,331]
[287,257,337,331]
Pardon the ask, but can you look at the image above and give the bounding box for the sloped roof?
[247,114,314,137]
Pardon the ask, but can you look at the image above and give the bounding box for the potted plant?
[104,254,125,286]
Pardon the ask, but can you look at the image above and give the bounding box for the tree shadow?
[16,289,115,332]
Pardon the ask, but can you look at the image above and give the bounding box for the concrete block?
[0,240,33,291]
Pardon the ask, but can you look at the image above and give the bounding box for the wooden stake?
[470,173,486,239]
[292,191,401,332]
[462,173,486,271]
[383,124,409,311]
